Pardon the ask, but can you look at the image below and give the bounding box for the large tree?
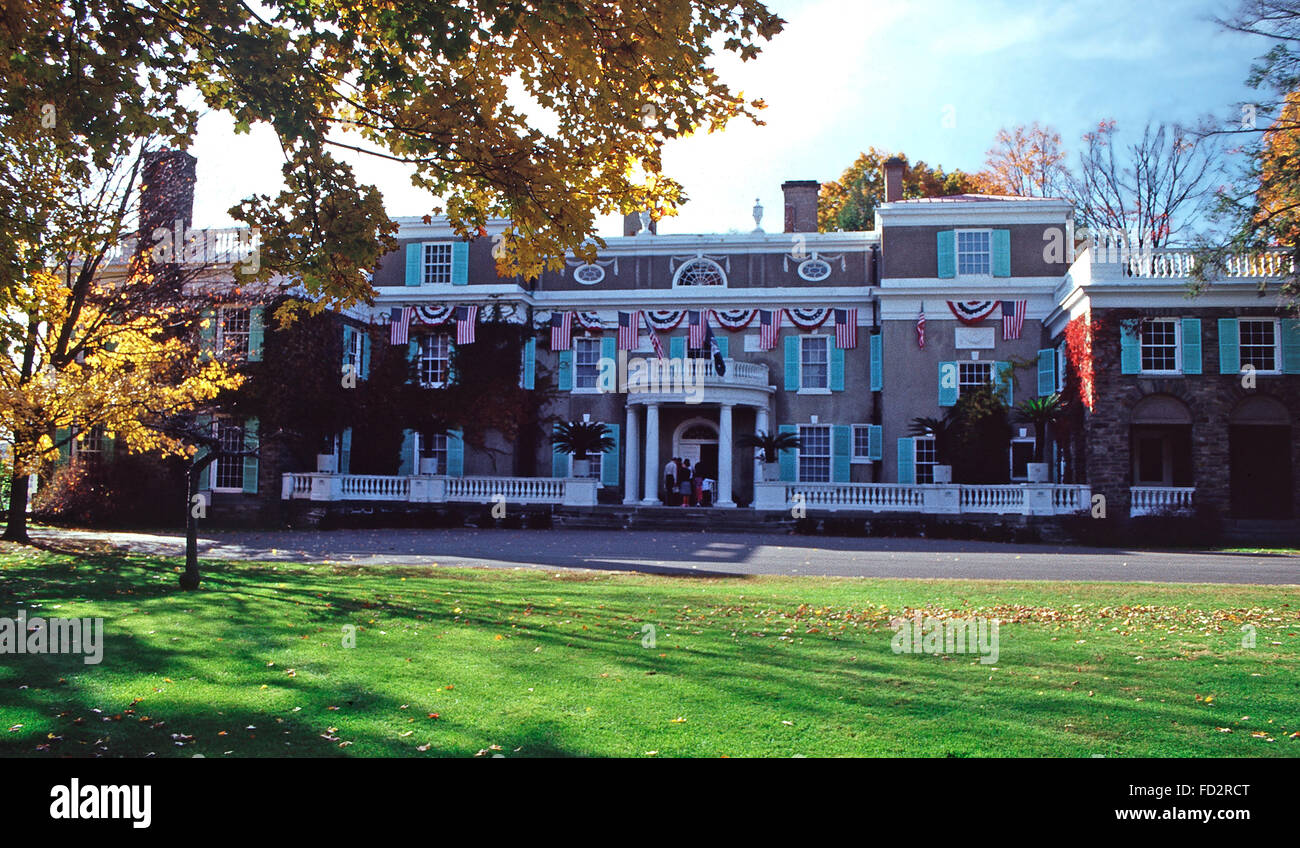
[3,0,784,309]
[818,148,982,232]
[976,122,1070,198]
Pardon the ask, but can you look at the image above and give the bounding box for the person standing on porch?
[692,465,705,507]
[679,459,693,506]
[663,457,678,506]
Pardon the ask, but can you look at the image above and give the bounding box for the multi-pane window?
[798,425,831,482]
[213,419,245,490]
[423,243,453,285]
[344,328,364,375]
[1239,319,1278,372]
[914,436,936,484]
[217,307,250,360]
[801,336,829,390]
[852,425,873,463]
[958,361,994,396]
[574,338,601,389]
[73,425,104,459]
[956,230,991,276]
[1140,319,1179,372]
[420,432,447,473]
[419,334,451,387]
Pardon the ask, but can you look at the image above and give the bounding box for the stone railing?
[754,481,1091,516]
[1083,232,1293,280]
[281,473,597,507]
[1129,486,1195,517]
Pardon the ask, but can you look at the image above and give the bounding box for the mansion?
[60,152,1300,528]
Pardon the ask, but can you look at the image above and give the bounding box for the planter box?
[931,465,953,484]
[419,457,439,476]
[316,455,337,473]
[1027,462,1049,483]
[572,458,590,478]
[762,462,780,482]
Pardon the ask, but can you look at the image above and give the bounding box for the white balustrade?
[959,485,1025,514]
[753,482,1091,515]
[280,473,593,506]
[1129,486,1195,517]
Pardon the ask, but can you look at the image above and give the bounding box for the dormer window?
[673,258,727,287]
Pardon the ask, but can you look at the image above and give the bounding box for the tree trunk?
[180,463,201,590]
[2,470,30,543]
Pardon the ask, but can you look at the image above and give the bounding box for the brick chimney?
[623,210,656,236]
[781,180,820,233]
[139,149,197,242]
[883,157,905,203]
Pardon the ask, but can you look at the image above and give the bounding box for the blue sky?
[189,0,1269,238]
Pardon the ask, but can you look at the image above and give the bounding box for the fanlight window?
[673,258,727,287]
[797,258,832,281]
[574,264,605,285]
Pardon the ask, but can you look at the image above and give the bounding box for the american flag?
[617,311,640,351]
[455,305,478,344]
[834,308,858,349]
[642,311,666,360]
[759,309,781,350]
[550,311,573,351]
[389,306,413,345]
[688,310,705,349]
[917,302,926,349]
[1001,300,1027,340]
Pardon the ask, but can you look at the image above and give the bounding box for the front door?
[1230,425,1293,518]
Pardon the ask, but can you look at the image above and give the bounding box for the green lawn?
[1,546,1298,757]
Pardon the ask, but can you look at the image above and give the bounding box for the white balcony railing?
[1084,232,1293,280]
[1129,486,1195,517]
[281,473,597,507]
[754,482,1091,515]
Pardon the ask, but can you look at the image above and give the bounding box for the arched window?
[673,258,727,287]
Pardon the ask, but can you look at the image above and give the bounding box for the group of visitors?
[662,457,715,507]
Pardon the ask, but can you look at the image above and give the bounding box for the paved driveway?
[26,525,1300,584]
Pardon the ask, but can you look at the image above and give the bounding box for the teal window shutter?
[1181,318,1202,374]
[995,362,1013,405]
[1218,318,1239,374]
[831,425,851,482]
[783,336,800,391]
[601,335,616,371]
[936,231,955,278]
[446,429,465,477]
[1037,349,1055,396]
[360,329,371,379]
[557,350,573,391]
[1120,321,1141,374]
[54,427,71,465]
[830,345,845,391]
[241,417,259,494]
[340,428,352,475]
[552,424,569,477]
[778,424,798,482]
[716,335,729,358]
[1282,318,1300,374]
[897,437,915,484]
[522,337,536,389]
[670,335,686,361]
[992,230,1011,277]
[102,432,115,462]
[867,424,883,461]
[247,307,265,361]
[450,242,469,285]
[398,430,415,475]
[405,243,423,286]
[938,361,957,407]
[601,423,620,486]
[869,333,882,391]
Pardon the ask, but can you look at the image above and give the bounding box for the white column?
[623,404,640,505]
[754,404,769,485]
[641,403,661,504]
[717,403,736,507]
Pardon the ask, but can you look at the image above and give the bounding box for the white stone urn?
[762,461,780,482]
[316,454,337,473]
[419,457,439,475]
[931,464,953,484]
[572,458,591,478]
[1026,462,1049,483]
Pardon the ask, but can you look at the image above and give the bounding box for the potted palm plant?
[552,420,615,477]
[1014,394,1065,482]
[910,413,955,483]
[739,430,801,481]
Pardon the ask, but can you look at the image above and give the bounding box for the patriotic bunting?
[1001,300,1027,340]
[642,312,666,360]
[784,307,832,329]
[834,308,858,349]
[710,308,758,330]
[414,305,454,325]
[645,310,686,331]
[574,311,604,331]
[917,302,927,349]
[946,300,1000,325]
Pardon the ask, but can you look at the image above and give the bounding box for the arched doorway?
[1229,395,1293,518]
[672,417,719,479]
[1130,395,1193,486]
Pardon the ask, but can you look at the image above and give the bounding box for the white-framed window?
[423,243,453,285]
[800,336,830,391]
[797,258,832,282]
[573,264,605,285]
[958,361,994,397]
[1140,318,1180,374]
[344,326,364,374]
[574,337,601,390]
[72,424,104,459]
[1239,318,1280,373]
[217,306,250,360]
[569,451,603,479]
[851,425,873,463]
[419,432,447,473]
[798,424,831,482]
[212,419,245,492]
[1010,437,1035,481]
[418,333,451,387]
[673,258,727,287]
[956,229,992,276]
[914,436,936,484]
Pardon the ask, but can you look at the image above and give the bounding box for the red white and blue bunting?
[645,310,687,331]
[946,300,1000,325]
[414,305,454,325]
[710,308,758,330]
[784,307,832,329]
[575,310,604,330]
